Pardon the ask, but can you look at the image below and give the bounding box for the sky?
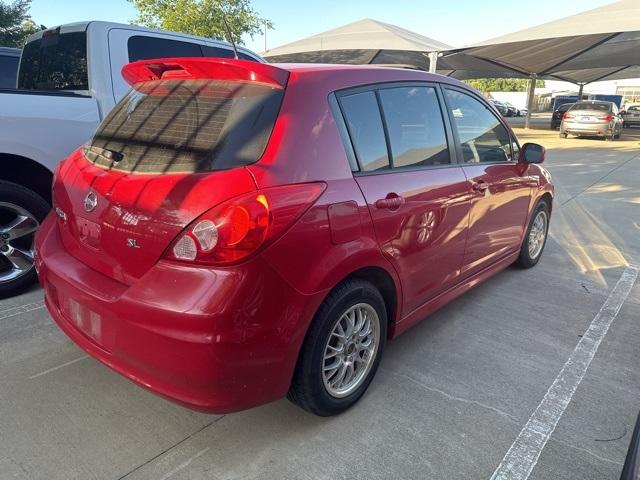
[30,0,615,54]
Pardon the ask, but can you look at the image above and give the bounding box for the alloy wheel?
[528,210,548,260]
[322,303,380,398]
[0,202,39,284]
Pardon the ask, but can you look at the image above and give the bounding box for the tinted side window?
[379,86,449,168]
[340,91,390,171]
[201,45,235,59]
[128,36,202,62]
[444,89,513,163]
[0,56,19,88]
[18,31,88,90]
[201,45,258,62]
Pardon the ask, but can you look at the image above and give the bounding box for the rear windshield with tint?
[18,31,88,90]
[557,103,573,111]
[86,79,283,173]
[569,102,611,112]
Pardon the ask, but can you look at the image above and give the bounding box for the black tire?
[515,200,550,269]
[0,180,50,298]
[288,279,387,416]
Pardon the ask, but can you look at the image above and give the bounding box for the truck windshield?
[18,30,88,91]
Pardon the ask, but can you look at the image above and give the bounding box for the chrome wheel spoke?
[2,215,38,240]
[331,363,348,388]
[5,247,33,272]
[323,358,342,373]
[324,343,343,360]
[343,363,356,385]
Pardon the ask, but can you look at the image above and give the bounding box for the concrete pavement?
[0,125,638,480]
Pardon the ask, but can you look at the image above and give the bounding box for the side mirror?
[518,142,546,164]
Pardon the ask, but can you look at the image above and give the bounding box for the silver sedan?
[560,101,623,140]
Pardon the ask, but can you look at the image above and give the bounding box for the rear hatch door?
[53,59,288,284]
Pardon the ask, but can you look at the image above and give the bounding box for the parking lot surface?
[1,122,639,480]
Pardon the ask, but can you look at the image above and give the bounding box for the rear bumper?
[35,214,324,413]
[561,121,612,136]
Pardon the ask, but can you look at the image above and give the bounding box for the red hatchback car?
[35,58,553,416]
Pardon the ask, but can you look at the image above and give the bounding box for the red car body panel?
[35,60,554,413]
[460,163,537,275]
[355,168,471,314]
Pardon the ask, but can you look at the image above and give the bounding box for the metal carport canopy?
[262,18,515,77]
[439,0,640,126]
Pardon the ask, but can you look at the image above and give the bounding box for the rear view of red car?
[35,58,553,416]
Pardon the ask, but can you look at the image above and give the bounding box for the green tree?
[0,0,45,47]
[129,0,272,45]
[464,78,545,93]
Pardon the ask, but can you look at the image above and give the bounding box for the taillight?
[165,183,326,265]
[563,113,572,119]
[598,114,613,121]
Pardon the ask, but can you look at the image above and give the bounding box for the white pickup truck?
[0,21,262,296]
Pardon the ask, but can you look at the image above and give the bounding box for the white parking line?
[29,355,88,379]
[0,300,44,320]
[490,265,639,480]
[158,448,210,480]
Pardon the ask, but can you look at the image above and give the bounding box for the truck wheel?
[0,180,50,298]
[288,279,387,416]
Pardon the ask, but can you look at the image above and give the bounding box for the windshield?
[86,79,284,174]
[18,30,88,91]
[570,102,611,112]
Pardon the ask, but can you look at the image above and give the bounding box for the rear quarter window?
[339,91,390,172]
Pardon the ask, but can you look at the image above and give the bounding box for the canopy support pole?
[577,83,585,99]
[524,74,537,130]
[428,51,438,73]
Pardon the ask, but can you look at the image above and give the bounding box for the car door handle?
[472,181,489,192]
[375,195,405,210]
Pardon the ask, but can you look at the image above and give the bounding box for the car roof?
[271,63,471,90]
